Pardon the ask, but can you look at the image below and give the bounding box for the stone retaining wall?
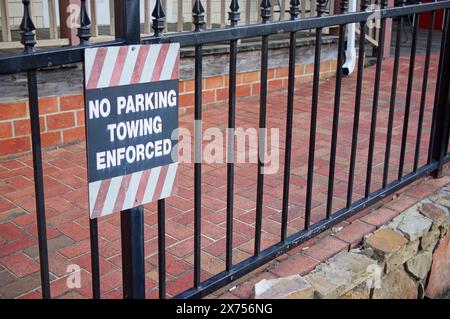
[253,184,450,299]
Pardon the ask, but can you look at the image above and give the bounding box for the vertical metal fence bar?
[254,0,271,255]
[365,0,387,197]
[193,0,205,287]
[326,0,348,218]
[398,8,420,179]
[428,8,449,165]
[226,0,240,271]
[430,9,450,177]
[120,206,146,299]
[305,0,326,229]
[152,0,167,299]
[78,0,92,45]
[157,200,166,298]
[347,0,369,208]
[78,0,101,300]
[281,0,300,241]
[20,0,51,300]
[382,1,404,187]
[88,219,100,298]
[115,0,146,299]
[398,10,419,179]
[28,70,52,299]
[414,10,435,172]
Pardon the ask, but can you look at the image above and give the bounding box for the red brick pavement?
[1,51,449,299]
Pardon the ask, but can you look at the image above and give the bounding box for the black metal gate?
[0,0,449,299]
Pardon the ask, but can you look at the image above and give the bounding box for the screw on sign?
[83,43,180,219]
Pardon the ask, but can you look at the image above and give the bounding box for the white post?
[48,0,58,39]
[144,0,151,34]
[90,0,98,37]
[280,0,286,20]
[109,0,115,35]
[206,0,212,28]
[301,0,306,19]
[245,0,251,24]
[177,0,184,31]
[162,0,168,30]
[0,0,12,42]
[220,0,226,27]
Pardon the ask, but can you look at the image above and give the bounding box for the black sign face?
[85,80,178,183]
[84,44,180,219]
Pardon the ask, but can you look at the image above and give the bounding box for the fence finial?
[289,0,300,20]
[192,0,205,31]
[340,0,349,13]
[380,0,388,9]
[229,0,240,26]
[152,0,166,36]
[317,0,327,17]
[78,0,91,45]
[361,0,370,11]
[260,0,271,23]
[20,0,36,52]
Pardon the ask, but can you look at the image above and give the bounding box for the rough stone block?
[405,251,432,281]
[304,251,377,299]
[395,209,432,241]
[253,274,314,299]
[429,191,450,209]
[372,269,418,299]
[385,239,419,273]
[425,232,450,298]
[418,201,450,228]
[364,228,408,257]
[385,205,419,230]
[421,224,441,252]
[339,283,371,299]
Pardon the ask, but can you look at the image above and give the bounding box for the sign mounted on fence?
[84,43,180,219]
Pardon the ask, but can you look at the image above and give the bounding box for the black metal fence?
[0,0,449,299]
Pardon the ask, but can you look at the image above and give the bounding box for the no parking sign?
[83,43,180,219]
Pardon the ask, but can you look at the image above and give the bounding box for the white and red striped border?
[89,162,178,219]
[84,43,180,90]
[85,43,180,218]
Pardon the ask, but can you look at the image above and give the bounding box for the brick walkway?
[0,51,448,299]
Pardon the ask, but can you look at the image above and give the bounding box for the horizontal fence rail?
[0,0,449,300]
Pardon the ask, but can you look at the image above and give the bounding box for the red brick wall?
[0,62,336,159]
[0,96,85,158]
